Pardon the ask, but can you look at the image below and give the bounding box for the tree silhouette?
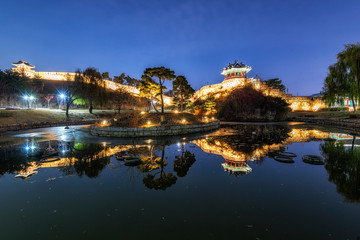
[264,78,286,92]
[138,77,161,112]
[74,67,108,114]
[174,144,196,177]
[44,94,54,108]
[142,145,177,190]
[142,67,176,122]
[114,73,125,84]
[101,72,111,80]
[173,75,195,112]
[323,43,360,112]
[321,138,360,202]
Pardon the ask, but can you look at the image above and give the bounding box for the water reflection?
[0,137,197,190]
[1,125,359,198]
[193,125,331,176]
[321,136,360,202]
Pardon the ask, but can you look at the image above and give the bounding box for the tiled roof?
[12,60,35,68]
[223,60,250,70]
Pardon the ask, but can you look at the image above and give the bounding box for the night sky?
[1,0,359,95]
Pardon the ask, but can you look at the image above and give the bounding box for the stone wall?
[0,120,97,132]
[90,121,220,137]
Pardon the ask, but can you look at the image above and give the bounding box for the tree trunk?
[150,100,159,113]
[66,104,70,119]
[180,97,184,112]
[352,136,356,151]
[89,104,93,114]
[160,145,165,175]
[47,101,50,109]
[160,81,165,122]
[352,97,356,112]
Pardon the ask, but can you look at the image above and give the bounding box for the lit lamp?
[175,110,178,114]
[58,93,66,109]
[182,119,186,124]
[23,95,35,109]
[147,121,151,126]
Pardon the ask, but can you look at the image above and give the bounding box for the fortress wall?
[193,77,326,111]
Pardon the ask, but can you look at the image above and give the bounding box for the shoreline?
[294,117,360,135]
[0,118,359,135]
[0,120,97,132]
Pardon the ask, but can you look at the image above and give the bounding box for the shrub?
[217,85,290,121]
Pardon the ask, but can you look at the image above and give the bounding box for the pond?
[0,124,359,240]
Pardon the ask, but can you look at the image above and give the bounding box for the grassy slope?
[289,110,360,120]
[0,109,116,125]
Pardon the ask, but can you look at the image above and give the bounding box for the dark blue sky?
[1,0,359,95]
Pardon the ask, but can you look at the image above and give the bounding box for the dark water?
[0,124,359,240]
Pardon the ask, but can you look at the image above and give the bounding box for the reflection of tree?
[174,144,196,177]
[142,145,177,190]
[0,146,29,177]
[61,143,110,178]
[321,137,360,202]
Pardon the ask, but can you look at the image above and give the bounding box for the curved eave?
[221,163,252,172]
[221,67,251,75]
[12,63,35,68]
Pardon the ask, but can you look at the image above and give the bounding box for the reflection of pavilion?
[221,160,252,176]
[15,170,38,179]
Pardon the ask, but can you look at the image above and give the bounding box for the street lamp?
[58,93,66,109]
[23,95,35,108]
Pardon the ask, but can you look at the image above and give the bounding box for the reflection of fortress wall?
[193,129,330,162]
[194,61,326,111]
[11,60,172,106]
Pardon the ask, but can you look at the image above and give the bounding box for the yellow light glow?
[182,119,186,124]
[312,104,321,112]
[141,111,145,114]
[175,110,178,114]
[147,121,151,125]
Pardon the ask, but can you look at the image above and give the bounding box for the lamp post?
[23,95,35,109]
[59,93,66,109]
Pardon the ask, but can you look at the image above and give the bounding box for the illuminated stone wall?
[12,62,172,105]
[193,76,326,111]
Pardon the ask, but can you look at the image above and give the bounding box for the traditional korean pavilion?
[12,60,35,76]
[221,60,252,79]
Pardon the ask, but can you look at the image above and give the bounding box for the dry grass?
[0,109,116,125]
[290,110,360,120]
